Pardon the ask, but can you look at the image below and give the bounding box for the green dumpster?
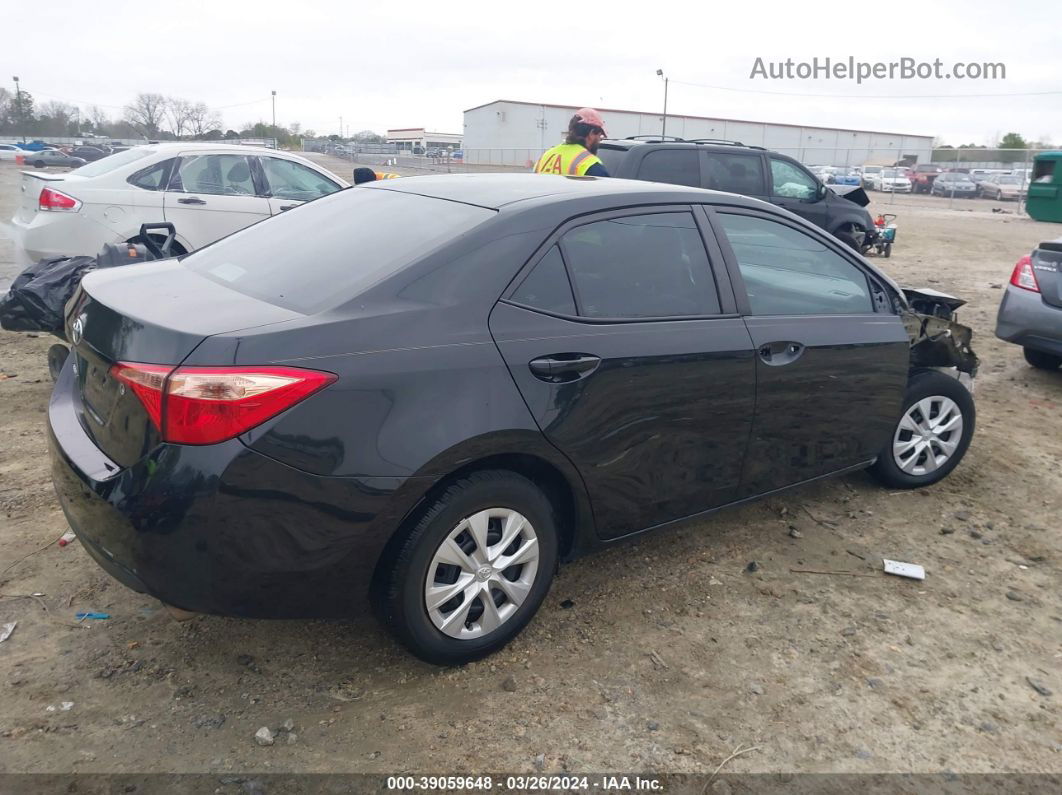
[1026,151,1062,223]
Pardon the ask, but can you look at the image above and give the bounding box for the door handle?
[758,341,805,366]
[529,354,601,382]
[177,197,206,205]
[279,204,298,211]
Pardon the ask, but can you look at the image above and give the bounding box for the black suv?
[597,137,876,251]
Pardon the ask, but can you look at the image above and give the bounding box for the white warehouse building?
[462,99,934,168]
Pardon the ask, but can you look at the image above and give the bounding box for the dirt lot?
[0,158,1059,775]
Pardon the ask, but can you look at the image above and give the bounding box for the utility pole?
[339,116,343,139]
[271,90,276,148]
[13,76,25,143]
[656,69,669,139]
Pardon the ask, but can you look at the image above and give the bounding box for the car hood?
[828,184,870,207]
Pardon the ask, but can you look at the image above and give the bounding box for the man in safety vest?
[533,108,611,177]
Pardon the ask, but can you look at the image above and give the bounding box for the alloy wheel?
[893,396,964,476]
[425,508,540,640]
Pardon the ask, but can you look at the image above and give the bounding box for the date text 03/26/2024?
[385,776,664,791]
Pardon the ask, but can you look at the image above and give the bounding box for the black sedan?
[69,145,111,162]
[49,174,977,664]
[25,149,87,169]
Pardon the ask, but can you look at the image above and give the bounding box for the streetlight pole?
[271,90,276,148]
[656,69,668,139]
[13,76,24,143]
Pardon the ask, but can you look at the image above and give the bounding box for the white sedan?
[865,168,912,193]
[12,143,349,264]
[0,143,25,161]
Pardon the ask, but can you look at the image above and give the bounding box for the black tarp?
[0,255,98,337]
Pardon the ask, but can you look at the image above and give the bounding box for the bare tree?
[87,104,109,130]
[165,97,196,138]
[123,92,167,137]
[187,102,222,138]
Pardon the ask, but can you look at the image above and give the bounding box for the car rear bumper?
[12,210,120,265]
[48,360,431,618]
[995,284,1062,356]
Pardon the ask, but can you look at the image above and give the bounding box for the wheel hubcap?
[893,395,963,476]
[425,508,540,640]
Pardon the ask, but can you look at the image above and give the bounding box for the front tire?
[374,470,559,665]
[868,370,975,489]
[1023,347,1062,370]
[834,224,863,252]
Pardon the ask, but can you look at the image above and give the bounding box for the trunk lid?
[1034,239,1062,309]
[66,260,301,467]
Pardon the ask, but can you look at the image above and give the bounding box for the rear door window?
[716,212,873,315]
[561,212,721,318]
[636,150,700,187]
[169,154,258,196]
[703,153,766,195]
[128,158,176,190]
[510,246,577,315]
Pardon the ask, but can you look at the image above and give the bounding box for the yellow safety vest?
[374,171,401,180]
[533,143,602,176]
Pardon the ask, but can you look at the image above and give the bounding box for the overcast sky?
[3,0,1059,144]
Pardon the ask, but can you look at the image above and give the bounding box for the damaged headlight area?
[901,287,979,376]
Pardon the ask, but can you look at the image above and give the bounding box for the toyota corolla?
[49,174,977,664]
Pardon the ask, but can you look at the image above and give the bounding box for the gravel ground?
[0,158,1058,775]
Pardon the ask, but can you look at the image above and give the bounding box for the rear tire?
[374,470,559,665]
[34,160,45,168]
[868,370,975,489]
[1023,347,1062,370]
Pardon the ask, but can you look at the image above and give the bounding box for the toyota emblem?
[71,313,86,345]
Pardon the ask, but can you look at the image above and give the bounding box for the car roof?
[362,172,768,211]
[144,142,300,157]
[599,138,767,152]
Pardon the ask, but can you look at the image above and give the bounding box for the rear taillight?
[109,363,336,445]
[1009,254,1040,293]
[39,187,81,212]
[110,363,170,431]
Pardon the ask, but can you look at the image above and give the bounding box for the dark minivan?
[597,138,876,252]
[49,174,975,664]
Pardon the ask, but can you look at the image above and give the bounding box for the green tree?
[999,132,1027,149]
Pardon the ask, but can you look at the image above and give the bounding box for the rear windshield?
[69,146,154,177]
[184,187,495,313]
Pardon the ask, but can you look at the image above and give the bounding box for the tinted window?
[717,213,873,315]
[704,153,766,195]
[562,212,720,318]
[170,154,257,196]
[511,246,576,315]
[127,158,175,190]
[185,188,494,313]
[261,157,340,201]
[637,150,700,187]
[596,146,627,175]
[770,158,817,199]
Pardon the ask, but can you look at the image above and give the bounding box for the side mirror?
[811,184,828,201]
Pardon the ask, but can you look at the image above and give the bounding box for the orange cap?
[574,108,607,136]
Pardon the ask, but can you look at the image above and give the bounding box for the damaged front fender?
[901,287,979,376]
